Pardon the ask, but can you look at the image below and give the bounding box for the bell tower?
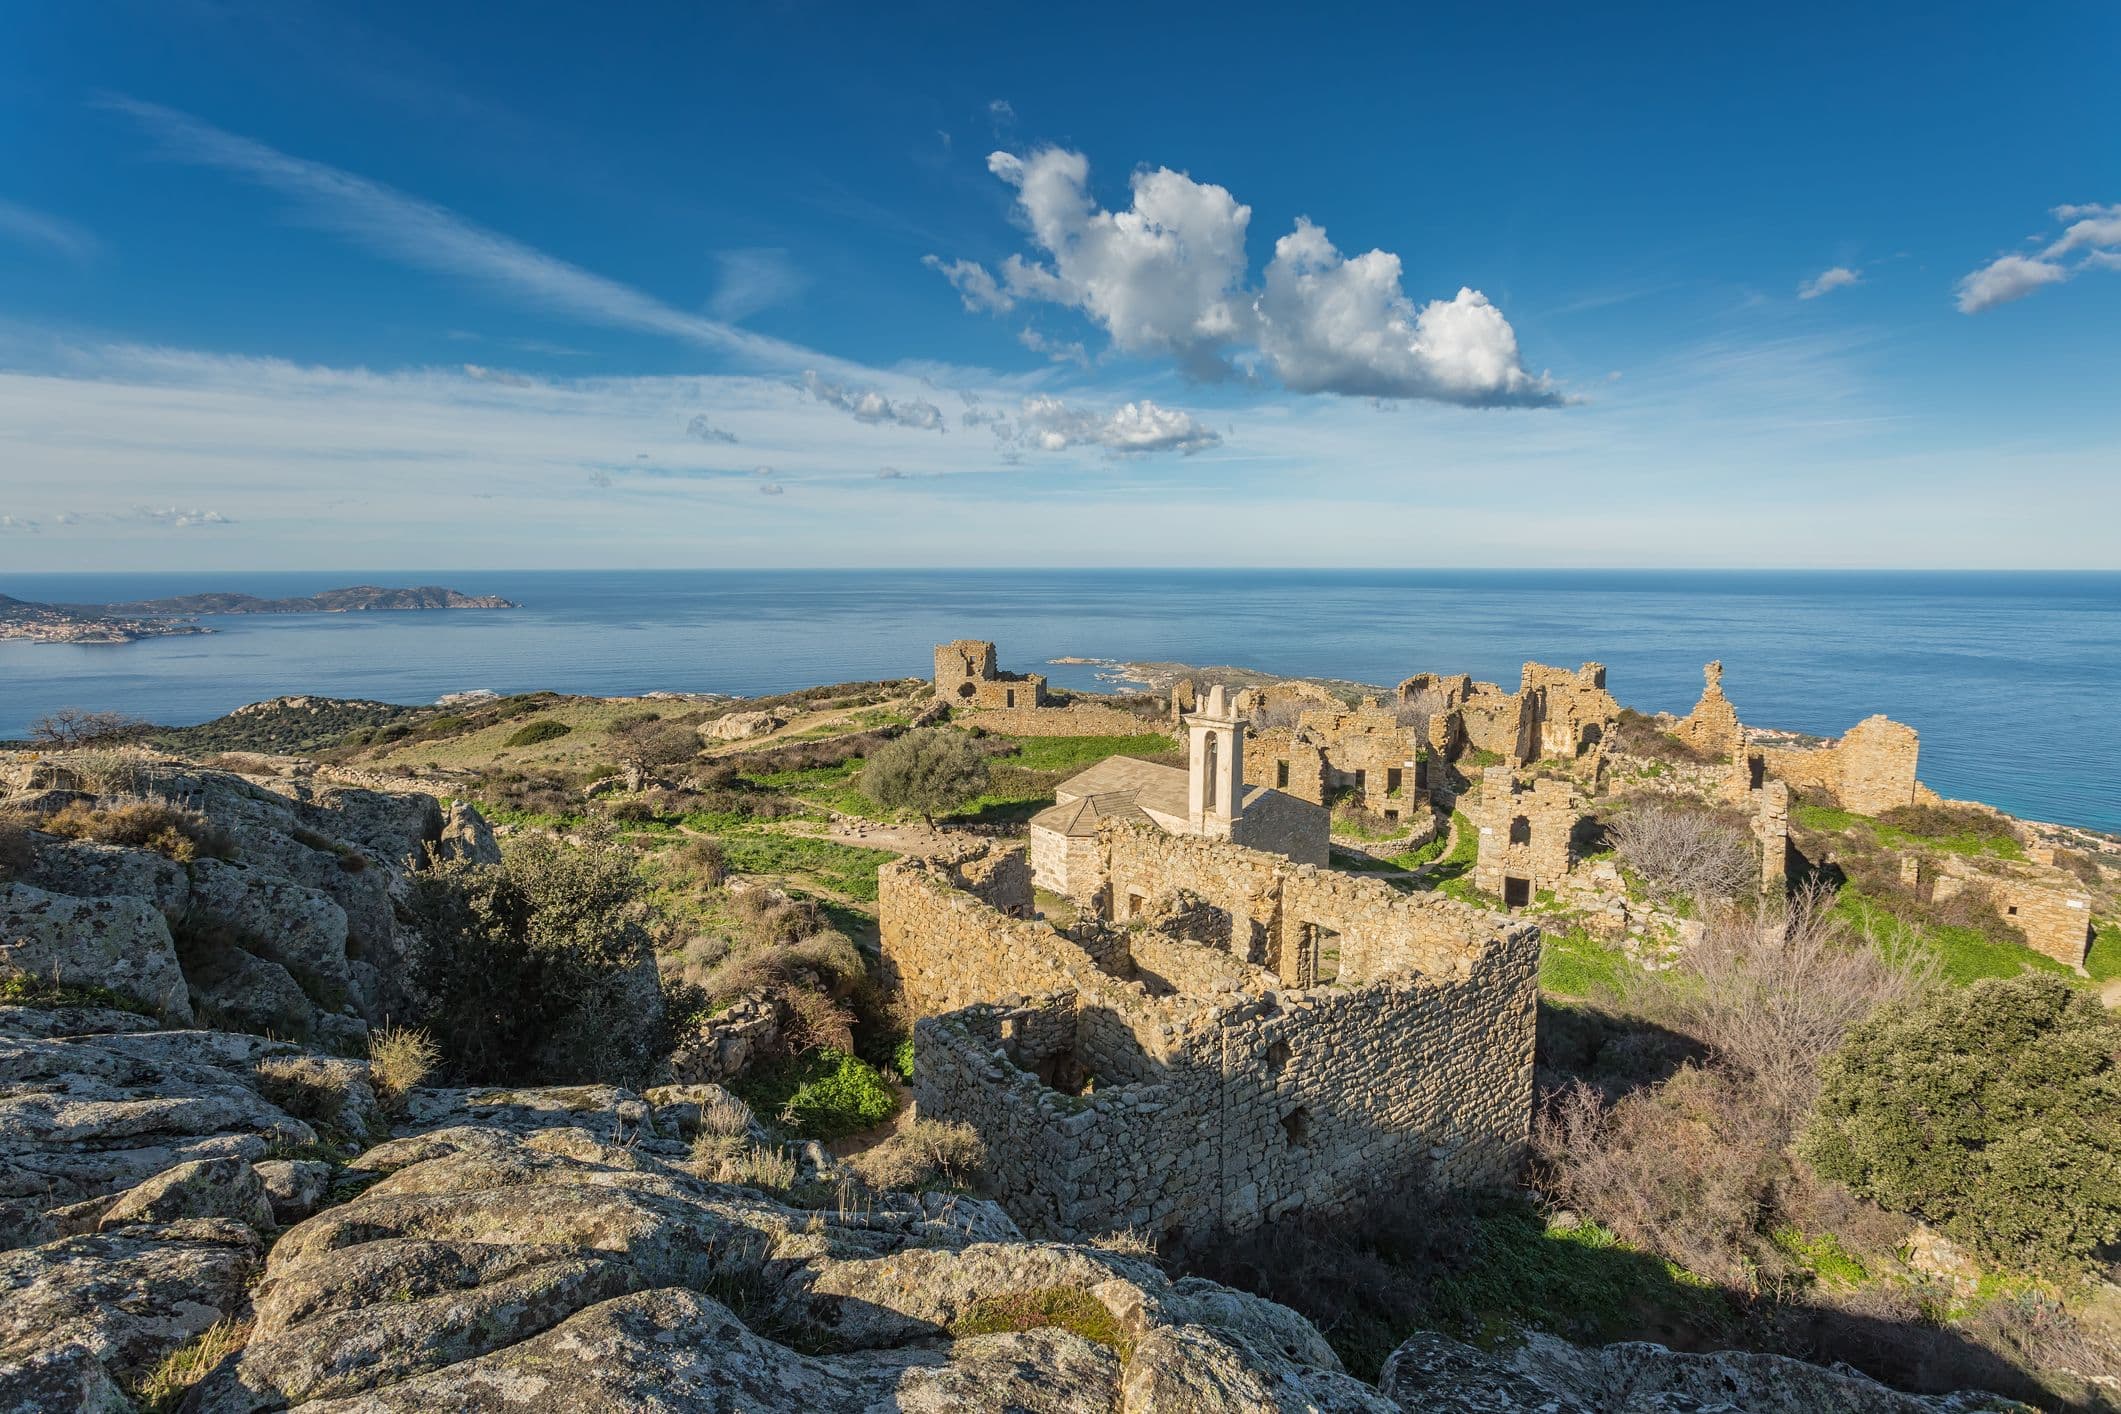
[1187,685,1245,838]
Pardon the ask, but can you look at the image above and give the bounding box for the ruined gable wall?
[1521,663,1620,761]
[1672,661,1745,760]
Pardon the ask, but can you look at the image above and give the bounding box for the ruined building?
[934,639,1049,710]
[1244,695,1433,825]
[879,829,1539,1242]
[1030,686,1327,899]
[1396,662,1620,767]
[1472,766,1584,909]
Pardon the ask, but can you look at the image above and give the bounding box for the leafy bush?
[860,727,991,825]
[1801,974,2121,1274]
[407,822,663,1085]
[736,1048,896,1140]
[42,798,236,863]
[503,719,573,748]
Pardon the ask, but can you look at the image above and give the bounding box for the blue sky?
[1,0,2115,571]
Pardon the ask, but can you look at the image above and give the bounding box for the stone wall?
[1229,790,1331,868]
[964,702,1168,737]
[933,638,1050,710]
[1394,662,1618,768]
[1931,858,2096,969]
[1760,714,1921,816]
[1672,661,1744,760]
[887,831,1538,1242]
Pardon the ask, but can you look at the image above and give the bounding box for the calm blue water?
[3,570,2117,832]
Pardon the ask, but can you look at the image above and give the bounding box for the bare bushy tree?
[1608,800,1759,904]
[28,708,148,750]
[1390,687,1447,731]
[1252,695,1310,731]
[1665,882,1936,1122]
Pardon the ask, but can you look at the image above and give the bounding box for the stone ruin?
[879,829,1538,1243]
[933,638,1159,736]
[1243,693,1434,828]
[1401,662,1621,768]
[934,638,1048,711]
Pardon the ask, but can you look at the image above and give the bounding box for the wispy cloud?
[100,95,840,372]
[0,199,99,263]
[709,247,807,322]
[131,506,234,527]
[1797,265,1861,300]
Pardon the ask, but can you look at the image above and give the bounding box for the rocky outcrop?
[0,883,192,1022]
[1,757,497,1040]
[0,1005,2020,1413]
[1377,1330,2011,1412]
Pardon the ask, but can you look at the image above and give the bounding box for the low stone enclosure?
[933,637,1159,735]
[879,830,1539,1244]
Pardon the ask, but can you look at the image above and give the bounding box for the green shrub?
[860,728,990,825]
[736,1048,896,1140]
[504,719,573,748]
[407,821,662,1085]
[0,970,156,1016]
[1801,974,2121,1274]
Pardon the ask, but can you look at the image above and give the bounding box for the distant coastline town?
[0,585,516,645]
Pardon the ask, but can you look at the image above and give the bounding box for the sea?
[2,569,2117,833]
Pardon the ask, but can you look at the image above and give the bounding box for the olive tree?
[861,728,990,826]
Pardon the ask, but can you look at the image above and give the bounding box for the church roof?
[1029,790,1154,838]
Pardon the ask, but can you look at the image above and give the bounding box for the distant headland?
[0,584,517,645]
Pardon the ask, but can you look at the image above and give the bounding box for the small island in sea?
[0,584,518,644]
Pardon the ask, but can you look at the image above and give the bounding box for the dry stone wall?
[886,831,1538,1242]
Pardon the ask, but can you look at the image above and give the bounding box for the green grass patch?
[1770,1226,1868,1288]
[0,971,157,1016]
[994,732,1181,773]
[717,832,894,901]
[734,1047,897,1140]
[948,1286,1134,1360]
[1834,889,2072,985]
[1424,1202,1727,1354]
[1795,802,2024,861]
[1538,927,1634,1000]
[2085,921,2121,982]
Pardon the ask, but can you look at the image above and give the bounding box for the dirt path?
[825,817,963,855]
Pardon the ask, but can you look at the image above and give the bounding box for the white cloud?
[1256,221,1559,404]
[685,414,738,443]
[758,481,784,496]
[1012,395,1221,455]
[588,469,614,488]
[932,147,1560,406]
[709,247,806,322]
[922,255,1014,313]
[1797,266,1861,300]
[103,95,839,372]
[1956,202,2120,312]
[801,370,945,431]
[0,514,38,533]
[1955,253,2070,313]
[878,466,904,479]
[132,506,233,527]
[0,199,98,263]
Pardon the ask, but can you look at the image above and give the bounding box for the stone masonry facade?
[878,831,1538,1243]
